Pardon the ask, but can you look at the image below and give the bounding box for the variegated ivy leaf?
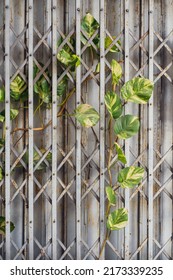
[104,91,122,119]
[107,208,128,230]
[105,36,121,53]
[111,59,122,86]
[0,216,15,235]
[81,13,100,46]
[10,75,28,101]
[114,142,127,164]
[0,109,19,122]
[75,104,100,128]
[118,166,144,188]
[121,77,154,104]
[57,49,80,69]
[57,36,80,69]
[106,186,116,206]
[114,114,140,139]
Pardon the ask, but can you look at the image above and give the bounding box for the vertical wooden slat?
[76,0,81,260]
[44,0,52,259]
[99,0,105,260]
[52,0,57,259]
[5,0,11,260]
[28,0,34,260]
[148,0,154,260]
[124,0,130,260]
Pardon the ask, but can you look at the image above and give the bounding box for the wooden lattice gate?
[0,0,173,260]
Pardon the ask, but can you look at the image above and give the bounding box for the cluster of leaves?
[0,76,24,126]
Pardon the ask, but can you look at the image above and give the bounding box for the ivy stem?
[106,203,111,217]
[99,116,114,258]
[11,87,76,138]
[99,229,111,259]
[34,99,43,115]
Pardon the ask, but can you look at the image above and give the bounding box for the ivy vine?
[0,12,153,260]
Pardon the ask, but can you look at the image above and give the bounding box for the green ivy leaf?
[20,91,28,102]
[105,36,121,53]
[44,150,52,163]
[95,62,100,73]
[75,104,100,128]
[34,149,52,170]
[107,208,128,230]
[10,75,27,101]
[40,90,52,104]
[106,186,116,206]
[23,149,52,170]
[57,36,76,54]
[72,54,81,67]
[0,86,5,102]
[57,76,68,97]
[0,139,5,148]
[114,142,127,164]
[121,77,154,104]
[0,114,5,123]
[118,166,144,188]
[0,216,15,235]
[41,78,49,93]
[10,109,19,120]
[0,109,19,122]
[33,64,52,103]
[104,91,122,119]
[0,167,3,181]
[114,114,140,139]
[81,13,100,46]
[111,59,122,86]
